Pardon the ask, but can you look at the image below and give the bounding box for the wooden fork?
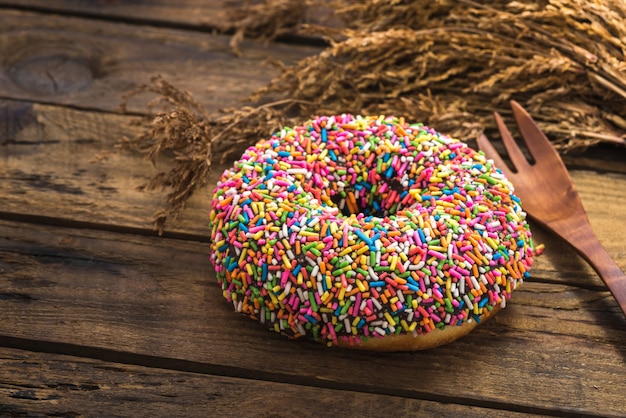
[477,100,626,317]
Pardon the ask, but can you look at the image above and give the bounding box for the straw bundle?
[123,0,626,230]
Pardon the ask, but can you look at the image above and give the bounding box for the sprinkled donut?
[210,114,535,351]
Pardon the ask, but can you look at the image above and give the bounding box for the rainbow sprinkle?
[210,114,535,347]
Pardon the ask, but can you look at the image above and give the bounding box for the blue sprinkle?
[304,314,318,324]
[369,281,385,288]
[355,229,373,246]
[406,284,419,292]
[417,228,426,243]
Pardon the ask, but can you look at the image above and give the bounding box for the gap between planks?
[1,220,625,416]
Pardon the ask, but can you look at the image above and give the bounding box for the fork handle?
[552,217,626,316]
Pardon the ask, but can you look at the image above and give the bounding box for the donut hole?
[326,177,410,218]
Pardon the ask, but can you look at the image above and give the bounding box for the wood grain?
[1,101,624,291]
[0,4,625,417]
[1,220,624,416]
[2,347,536,418]
[0,0,238,29]
[0,9,319,114]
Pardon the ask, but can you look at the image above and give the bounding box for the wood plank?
[0,0,334,36]
[0,0,237,29]
[1,220,625,416]
[2,347,536,418]
[2,100,625,290]
[0,9,320,114]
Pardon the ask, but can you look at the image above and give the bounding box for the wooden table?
[1,3,625,417]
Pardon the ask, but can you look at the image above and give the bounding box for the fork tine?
[476,133,513,177]
[510,100,560,163]
[494,111,530,170]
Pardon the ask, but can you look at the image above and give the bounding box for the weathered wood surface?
[1,3,626,417]
[1,220,625,416]
[0,9,319,114]
[1,103,624,290]
[1,347,543,418]
[0,0,236,29]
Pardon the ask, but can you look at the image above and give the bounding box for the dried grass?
[122,0,626,231]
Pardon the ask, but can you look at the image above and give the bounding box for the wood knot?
[9,50,95,95]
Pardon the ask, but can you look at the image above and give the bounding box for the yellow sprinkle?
[269,292,279,305]
[389,255,398,272]
[357,245,369,255]
[321,291,332,305]
[400,319,410,331]
[485,237,499,250]
[339,247,353,257]
[384,312,397,326]
[282,254,292,269]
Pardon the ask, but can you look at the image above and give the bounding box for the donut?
[209,114,535,351]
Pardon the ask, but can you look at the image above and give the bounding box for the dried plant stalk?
[121,0,626,230]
